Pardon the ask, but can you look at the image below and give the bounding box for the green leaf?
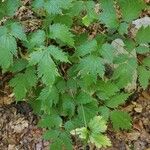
[143,57,150,68]
[54,14,73,27]
[10,22,27,41]
[9,67,37,100]
[135,45,149,54]
[138,66,150,89]
[96,81,119,100]
[78,101,98,123]
[77,55,105,81]
[82,1,98,26]
[100,0,119,28]
[0,34,17,70]
[43,130,60,140]
[110,111,132,130]
[136,26,150,44]
[27,30,46,50]
[49,23,74,46]
[0,26,7,36]
[50,140,63,150]
[88,116,107,133]
[118,22,129,35]
[48,45,69,62]
[101,43,115,63]
[90,134,111,148]
[117,0,145,22]
[82,15,92,27]
[99,106,110,121]
[29,49,59,86]
[70,127,88,139]
[38,86,59,112]
[62,94,75,117]
[9,58,28,73]
[38,115,62,128]
[112,56,137,88]
[76,92,94,104]
[59,132,73,150]
[33,0,73,15]
[0,0,20,19]
[105,93,130,108]
[67,1,83,17]
[75,39,97,57]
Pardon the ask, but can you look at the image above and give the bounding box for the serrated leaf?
[10,22,27,41]
[110,111,132,130]
[9,58,28,73]
[90,134,111,148]
[27,30,46,50]
[101,43,115,63]
[112,57,137,88]
[67,1,83,17]
[138,66,150,89]
[9,67,37,100]
[82,1,98,26]
[50,139,63,150]
[136,26,150,44]
[54,14,73,27]
[76,39,97,57]
[76,92,94,104]
[59,132,73,150]
[118,22,129,35]
[88,116,107,133]
[99,106,110,121]
[38,54,58,86]
[0,34,17,70]
[38,115,62,128]
[29,49,59,86]
[43,130,60,140]
[77,55,105,81]
[50,131,73,150]
[135,45,149,54]
[33,0,73,15]
[78,101,98,123]
[143,57,150,68]
[38,86,59,112]
[70,127,88,139]
[62,94,75,117]
[96,81,119,100]
[49,23,74,46]
[0,0,20,19]
[48,45,69,62]
[105,93,130,108]
[100,0,119,28]
[117,0,145,22]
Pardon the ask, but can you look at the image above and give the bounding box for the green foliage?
[0,0,20,19]
[100,0,119,28]
[32,0,73,15]
[110,111,132,130]
[9,67,37,100]
[0,0,149,149]
[49,23,74,46]
[0,21,26,70]
[136,26,150,44]
[71,116,111,148]
[117,0,145,22]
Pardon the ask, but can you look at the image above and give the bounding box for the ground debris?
[0,105,49,150]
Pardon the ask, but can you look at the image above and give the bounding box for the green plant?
[0,0,150,149]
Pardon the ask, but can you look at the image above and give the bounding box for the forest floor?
[0,88,150,150]
[0,0,150,150]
